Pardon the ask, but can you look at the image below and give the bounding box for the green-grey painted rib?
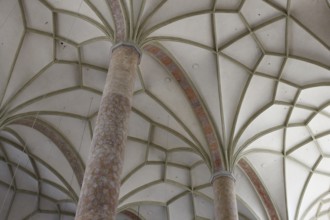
[236,194,260,220]
[145,124,154,162]
[26,26,50,36]
[193,190,213,203]
[136,0,167,41]
[284,90,301,129]
[78,36,112,46]
[306,126,323,157]
[117,201,167,213]
[36,209,75,216]
[140,8,238,41]
[239,149,284,160]
[227,73,253,163]
[22,210,37,220]
[212,12,226,161]
[316,202,323,218]
[166,190,190,205]
[168,147,200,154]
[272,57,288,101]
[189,167,196,219]
[38,0,54,10]
[283,155,289,220]
[32,156,79,202]
[84,0,114,38]
[133,0,146,42]
[232,101,273,155]
[0,31,25,111]
[237,0,245,11]
[191,160,206,169]
[286,136,314,156]
[25,27,78,47]
[4,111,86,125]
[0,61,54,111]
[52,8,111,37]
[0,144,17,190]
[52,12,57,60]
[41,178,76,199]
[238,12,265,55]
[133,89,144,96]
[234,125,286,163]
[55,59,109,73]
[4,191,16,220]
[120,148,201,186]
[18,0,27,27]
[0,150,77,202]
[147,160,190,171]
[2,127,43,210]
[121,162,146,186]
[81,61,108,72]
[141,37,215,52]
[305,101,330,125]
[78,47,83,85]
[266,53,330,71]
[302,82,330,90]
[6,86,81,116]
[219,15,286,51]
[81,85,103,95]
[167,161,191,170]
[301,191,330,219]
[213,7,229,167]
[141,10,218,40]
[163,153,168,180]
[311,210,330,220]
[137,67,146,90]
[87,119,93,138]
[128,136,190,155]
[194,216,210,220]
[289,15,329,51]
[145,43,219,169]
[133,107,208,164]
[218,29,250,52]
[0,143,75,201]
[129,0,134,41]
[56,204,61,218]
[119,179,163,204]
[0,136,78,201]
[295,155,323,220]
[284,12,290,57]
[0,145,17,220]
[263,0,287,14]
[0,155,52,181]
[229,54,264,168]
[145,91,209,163]
[218,51,252,74]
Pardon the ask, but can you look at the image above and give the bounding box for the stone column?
[75,43,141,220]
[212,171,238,220]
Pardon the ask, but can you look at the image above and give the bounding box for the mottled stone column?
[212,171,238,220]
[75,43,141,220]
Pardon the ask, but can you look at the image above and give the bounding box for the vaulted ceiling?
[0,0,329,219]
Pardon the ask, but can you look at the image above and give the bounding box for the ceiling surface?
[0,0,329,219]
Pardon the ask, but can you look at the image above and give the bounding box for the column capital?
[211,170,235,183]
[111,42,142,64]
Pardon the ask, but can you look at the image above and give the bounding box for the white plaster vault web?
[0,0,329,219]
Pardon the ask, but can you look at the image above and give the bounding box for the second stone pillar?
[212,171,238,220]
[75,43,141,220]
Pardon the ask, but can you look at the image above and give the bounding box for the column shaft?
[213,175,238,220]
[75,44,140,220]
